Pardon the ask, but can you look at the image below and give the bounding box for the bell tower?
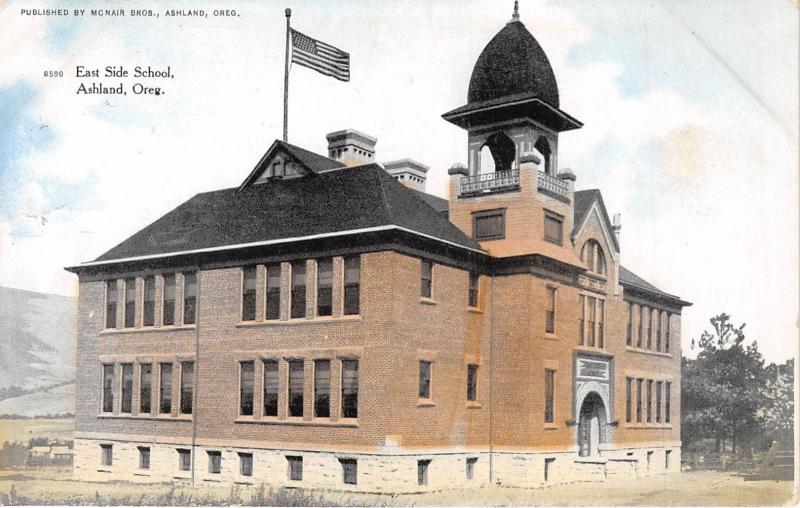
[441,4,583,262]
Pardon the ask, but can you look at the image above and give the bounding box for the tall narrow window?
[625,377,632,423]
[207,451,221,474]
[646,307,653,349]
[162,274,176,326]
[636,378,643,423]
[288,360,304,417]
[239,452,253,476]
[588,297,596,347]
[183,272,197,325]
[143,276,155,327]
[655,310,662,352]
[105,281,117,329]
[314,359,330,418]
[291,262,306,319]
[341,359,359,418]
[121,363,133,413]
[466,457,478,480]
[124,278,136,328]
[340,458,357,485]
[637,305,643,348]
[598,300,605,348]
[419,360,432,399]
[417,460,430,486]
[467,364,479,401]
[263,360,279,417]
[159,362,173,414]
[343,256,361,315]
[647,379,653,423]
[287,456,303,481]
[665,314,672,353]
[139,363,152,414]
[180,361,194,415]
[177,449,191,471]
[101,444,113,466]
[138,446,150,469]
[545,286,556,334]
[579,294,586,345]
[656,381,663,423]
[544,369,555,423]
[266,264,281,320]
[102,364,114,413]
[420,260,433,298]
[468,272,479,308]
[240,361,254,416]
[543,211,564,245]
[317,258,333,317]
[242,266,257,322]
[665,382,671,424]
[626,302,632,346]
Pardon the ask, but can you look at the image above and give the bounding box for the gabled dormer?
[572,189,621,295]
[238,140,345,189]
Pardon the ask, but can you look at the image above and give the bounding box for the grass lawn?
[0,468,794,506]
[0,418,73,444]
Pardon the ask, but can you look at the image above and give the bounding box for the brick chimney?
[383,159,429,191]
[326,129,377,167]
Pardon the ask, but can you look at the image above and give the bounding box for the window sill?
[465,401,482,409]
[100,324,196,335]
[625,347,673,358]
[543,333,559,341]
[467,306,483,314]
[419,298,437,306]
[624,423,674,429]
[236,315,362,328]
[574,346,613,357]
[417,399,436,407]
[234,417,358,428]
[543,423,559,430]
[97,413,192,421]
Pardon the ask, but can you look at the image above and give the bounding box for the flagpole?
[283,8,291,142]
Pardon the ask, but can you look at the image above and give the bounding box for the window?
[242,266,257,321]
[626,302,632,346]
[646,307,653,349]
[140,363,152,414]
[665,450,672,470]
[647,379,653,423]
[314,359,330,418]
[121,363,133,413]
[578,294,586,344]
[587,297,596,347]
[665,314,672,353]
[239,452,253,476]
[177,448,191,471]
[472,209,505,240]
[124,278,136,328]
[291,261,306,318]
[420,260,433,298]
[101,444,112,466]
[655,310,662,352]
[163,274,176,326]
[665,382,671,424]
[636,378,643,423]
[341,359,359,418]
[625,377,632,423]
[418,360,432,399]
[143,276,155,326]
[105,281,117,329]
[343,256,360,315]
[263,360,279,417]
[543,211,563,245]
[180,361,194,415]
[208,451,221,474]
[417,459,430,486]
[580,240,606,275]
[647,450,653,470]
[544,369,555,423]
[240,361,254,416]
[466,457,478,480]
[183,272,197,325]
[545,286,556,334]
[138,446,150,469]
[159,362,172,414]
[266,264,281,320]
[637,305,643,348]
[468,272,479,307]
[288,360,304,417]
[467,364,478,402]
[317,258,333,317]
[340,458,357,485]
[544,457,555,482]
[102,364,114,413]
[598,300,605,348]
[287,456,303,481]
[656,381,663,423]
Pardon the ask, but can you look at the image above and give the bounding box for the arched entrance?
[577,391,607,457]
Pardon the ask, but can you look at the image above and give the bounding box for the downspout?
[488,276,494,484]
[190,269,202,486]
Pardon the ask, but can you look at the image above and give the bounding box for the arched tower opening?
[534,136,553,175]
[479,132,516,174]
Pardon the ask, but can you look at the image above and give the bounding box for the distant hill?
[0,286,76,416]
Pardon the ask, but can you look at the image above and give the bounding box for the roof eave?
[442,97,583,132]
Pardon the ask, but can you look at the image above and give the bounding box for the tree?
[682,313,766,453]
[758,359,794,446]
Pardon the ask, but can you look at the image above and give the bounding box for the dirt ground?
[0,468,795,506]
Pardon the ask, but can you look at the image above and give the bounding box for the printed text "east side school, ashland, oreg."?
[75,65,173,95]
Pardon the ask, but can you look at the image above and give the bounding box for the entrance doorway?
[578,392,607,457]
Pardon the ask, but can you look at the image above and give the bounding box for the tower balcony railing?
[459,169,520,196]
[537,170,569,198]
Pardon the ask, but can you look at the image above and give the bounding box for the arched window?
[478,132,516,174]
[581,240,606,275]
[534,136,552,175]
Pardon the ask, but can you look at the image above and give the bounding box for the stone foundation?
[73,438,680,492]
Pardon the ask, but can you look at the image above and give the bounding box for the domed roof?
[467,19,560,108]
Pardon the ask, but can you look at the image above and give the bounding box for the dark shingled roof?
[94,164,480,262]
[618,266,663,293]
[280,141,345,173]
[468,20,559,108]
[408,188,449,216]
[572,189,619,252]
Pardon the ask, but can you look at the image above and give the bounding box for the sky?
[0,0,797,363]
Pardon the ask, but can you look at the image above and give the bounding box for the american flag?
[291,28,350,82]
